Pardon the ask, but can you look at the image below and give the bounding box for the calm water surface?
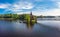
[0,20,60,37]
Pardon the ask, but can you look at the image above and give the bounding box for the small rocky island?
[20,12,37,24]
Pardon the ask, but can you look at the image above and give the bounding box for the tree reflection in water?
[26,22,36,30]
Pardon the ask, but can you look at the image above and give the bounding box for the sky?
[0,0,60,16]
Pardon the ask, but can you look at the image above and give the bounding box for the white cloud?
[45,9,60,16]
[51,0,60,8]
[0,4,8,9]
[13,2,34,9]
[32,8,60,16]
[16,11,30,14]
[35,0,43,2]
[17,9,60,16]
[0,4,11,9]
[4,1,34,12]
[56,2,60,8]
[51,0,60,2]
[0,1,34,13]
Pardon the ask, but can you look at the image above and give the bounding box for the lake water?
[0,19,60,37]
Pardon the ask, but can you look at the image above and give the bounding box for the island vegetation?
[0,13,37,24]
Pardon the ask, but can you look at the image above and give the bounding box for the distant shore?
[37,18,60,21]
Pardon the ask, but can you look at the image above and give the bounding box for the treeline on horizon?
[0,14,19,19]
[0,13,59,19]
[37,15,60,18]
[0,13,36,20]
[37,16,55,18]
